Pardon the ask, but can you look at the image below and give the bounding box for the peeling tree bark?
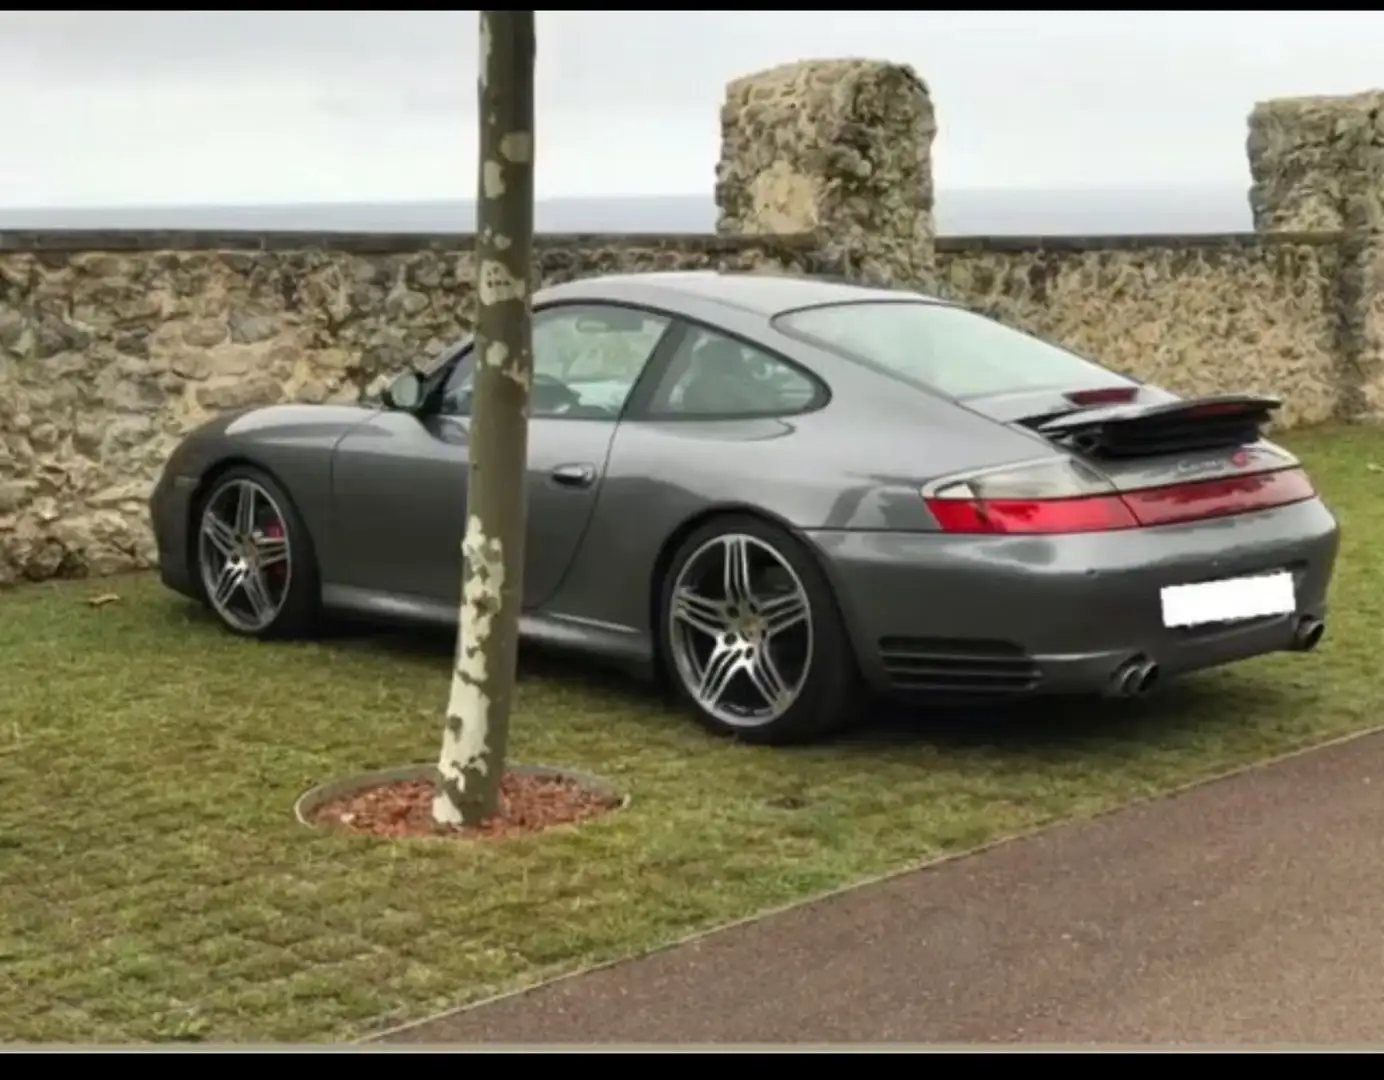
[433,10,537,827]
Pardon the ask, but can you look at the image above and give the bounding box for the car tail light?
[923,459,1317,535]
[1123,467,1317,527]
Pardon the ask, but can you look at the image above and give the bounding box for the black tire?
[656,513,860,746]
[191,464,321,640]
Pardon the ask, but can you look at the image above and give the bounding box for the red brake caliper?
[262,522,286,580]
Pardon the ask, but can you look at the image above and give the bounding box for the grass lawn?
[3,423,1384,1043]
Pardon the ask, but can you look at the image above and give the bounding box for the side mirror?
[381,370,425,412]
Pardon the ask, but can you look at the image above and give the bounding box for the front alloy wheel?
[197,477,294,634]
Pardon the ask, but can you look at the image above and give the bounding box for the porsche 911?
[150,271,1340,744]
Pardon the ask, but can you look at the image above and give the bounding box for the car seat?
[679,339,762,414]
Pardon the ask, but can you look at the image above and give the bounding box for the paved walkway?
[378,731,1384,1045]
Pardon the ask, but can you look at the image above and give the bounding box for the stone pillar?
[715,59,936,290]
[1247,91,1384,233]
[1249,91,1384,419]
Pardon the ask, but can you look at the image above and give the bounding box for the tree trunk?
[432,10,537,827]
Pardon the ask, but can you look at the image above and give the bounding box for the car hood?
[182,402,376,442]
[160,402,377,486]
[223,402,375,438]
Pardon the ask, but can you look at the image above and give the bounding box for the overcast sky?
[3,10,1384,208]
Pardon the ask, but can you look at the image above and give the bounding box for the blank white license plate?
[1159,571,1296,629]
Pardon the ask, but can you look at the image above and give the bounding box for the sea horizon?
[0,186,1255,237]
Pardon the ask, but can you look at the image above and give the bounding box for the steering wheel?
[532,372,581,413]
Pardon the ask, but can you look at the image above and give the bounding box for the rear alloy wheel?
[659,515,858,745]
[195,467,319,639]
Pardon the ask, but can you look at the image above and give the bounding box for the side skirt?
[320,583,657,678]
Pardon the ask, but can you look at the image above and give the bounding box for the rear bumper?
[149,470,200,601]
[806,497,1340,698]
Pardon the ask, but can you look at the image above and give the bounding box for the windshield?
[774,301,1132,399]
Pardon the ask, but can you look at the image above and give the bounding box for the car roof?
[535,269,955,318]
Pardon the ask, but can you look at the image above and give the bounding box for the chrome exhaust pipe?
[1131,660,1160,697]
[1291,616,1325,652]
[1106,656,1157,699]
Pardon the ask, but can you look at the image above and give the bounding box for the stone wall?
[935,233,1346,430]
[0,226,1356,585]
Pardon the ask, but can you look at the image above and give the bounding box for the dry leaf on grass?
[85,594,121,608]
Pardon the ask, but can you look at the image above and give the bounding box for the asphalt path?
[378,730,1384,1046]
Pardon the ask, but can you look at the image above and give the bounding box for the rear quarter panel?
[545,385,1052,634]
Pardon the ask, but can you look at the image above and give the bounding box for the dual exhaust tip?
[1291,615,1326,653]
[1107,656,1160,700]
[1105,616,1326,700]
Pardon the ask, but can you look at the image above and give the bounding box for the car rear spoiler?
[1035,394,1282,458]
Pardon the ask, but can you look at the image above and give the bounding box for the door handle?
[550,462,597,489]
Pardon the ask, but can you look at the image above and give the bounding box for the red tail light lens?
[1123,467,1316,527]
[926,494,1136,534]
[924,460,1316,535]
[924,458,1131,535]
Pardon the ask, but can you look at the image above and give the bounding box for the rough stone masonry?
[1247,90,1384,233]
[717,59,936,289]
[1248,91,1384,419]
[1,62,1383,585]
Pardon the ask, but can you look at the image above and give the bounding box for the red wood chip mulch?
[309,771,622,840]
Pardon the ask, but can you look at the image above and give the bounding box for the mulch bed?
[309,771,623,840]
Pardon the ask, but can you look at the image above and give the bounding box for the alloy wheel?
[667,532,814,728]
[198,478,293,633]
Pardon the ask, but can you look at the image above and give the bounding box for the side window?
[440,304,670,419]
[646,326,824,419]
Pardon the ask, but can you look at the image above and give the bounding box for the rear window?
[773,301,1132,399]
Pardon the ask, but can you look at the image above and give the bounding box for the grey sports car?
[151,270,1340,744]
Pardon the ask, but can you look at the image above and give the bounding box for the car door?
[552,320,832,630]
[329,302,673,609]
